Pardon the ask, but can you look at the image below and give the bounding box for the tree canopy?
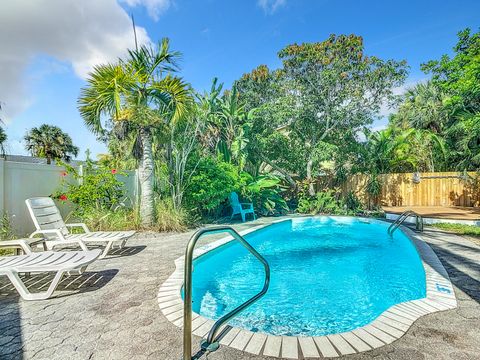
[24,124,79,164]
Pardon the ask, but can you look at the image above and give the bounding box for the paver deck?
[1,217,479,359]
[383,205,480,220]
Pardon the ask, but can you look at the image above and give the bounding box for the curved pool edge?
[157,217,457,359]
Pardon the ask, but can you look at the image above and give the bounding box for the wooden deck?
[382,206,480,220]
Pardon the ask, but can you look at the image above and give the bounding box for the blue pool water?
[189,217,426,336]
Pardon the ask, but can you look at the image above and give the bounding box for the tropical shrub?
[297,190,346,215]
[185,156,242,215]
[344,191,362,212]
[242,175,289,216]
[297,190,367,216]
[55,162,127,215]
[366,174,382,209]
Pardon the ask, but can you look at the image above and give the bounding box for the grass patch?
[0,248,14,256]
[0,213,16,256]
[68,207,140,232]
[154,199,191,232]
[430,223,480,238]
[67,199,192,233]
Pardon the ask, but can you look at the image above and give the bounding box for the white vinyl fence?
[0,159,138,236]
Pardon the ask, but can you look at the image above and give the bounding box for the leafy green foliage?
[78,38,193,226]
[243,175,289,216]
[389,27,480,171]
[0,126,7,157]
[233,34,408,195]
[0,213,14,240]
[185,156,242,214]
[297,190,346,215]
[344,191,363,212]
[297,189,367,216]
[56,162,126,215]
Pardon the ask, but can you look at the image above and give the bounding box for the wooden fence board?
[335,172,479,207]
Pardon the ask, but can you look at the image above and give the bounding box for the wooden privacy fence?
[337,172,479,207]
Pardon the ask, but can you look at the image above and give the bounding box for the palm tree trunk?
[139,128,155,227]
[307,158,315,196]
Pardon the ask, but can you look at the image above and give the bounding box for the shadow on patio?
[0,268,118,359]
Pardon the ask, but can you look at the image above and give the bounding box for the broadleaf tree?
[277,34,408,195]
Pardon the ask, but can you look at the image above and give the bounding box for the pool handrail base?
[182,226,270,360]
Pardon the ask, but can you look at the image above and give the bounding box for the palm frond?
[127,38,181,81]
[78,63,137,134]
[148,76,193,123]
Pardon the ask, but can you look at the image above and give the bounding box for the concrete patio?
[1,218,479,360]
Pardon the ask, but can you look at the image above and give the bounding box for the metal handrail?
[388,210,423,235]
[182,226,270,360]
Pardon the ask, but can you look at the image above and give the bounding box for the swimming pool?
[188,217,427,337]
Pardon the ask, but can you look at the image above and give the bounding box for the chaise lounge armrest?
[29,229,89,251]
[0,239,38,254]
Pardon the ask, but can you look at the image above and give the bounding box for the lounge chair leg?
[99,241,114,259]
[7,271,65,301]
[241,213,246,222]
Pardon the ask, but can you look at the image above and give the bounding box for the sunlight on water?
[188,217,426,336]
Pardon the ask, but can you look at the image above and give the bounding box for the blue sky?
[2,0,479,159]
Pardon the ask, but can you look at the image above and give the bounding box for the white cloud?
[121,0,172,21]
[258,0,286,14]
[0,0,151,123]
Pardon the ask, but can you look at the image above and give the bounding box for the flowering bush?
[55,162,126,215]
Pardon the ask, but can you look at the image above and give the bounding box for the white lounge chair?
[26,197,135,259]
[229,192,256,222]
[0,249,101,300]
[0,238,45,255]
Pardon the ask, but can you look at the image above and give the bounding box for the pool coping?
[157,217,457,359]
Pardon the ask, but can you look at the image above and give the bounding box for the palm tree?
[393,81,448,133]
[0,103,6,157]
[446,110,480,170]
[218,85,249,167]
[363,128,416,174]
[405,128,446,172]
[0,126,7,157]
[78,39,192,226]
[24,124,79,164]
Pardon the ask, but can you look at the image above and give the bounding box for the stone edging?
[157,218,457,359]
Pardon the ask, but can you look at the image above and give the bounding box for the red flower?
[59,194,68,201]
[111,169,117,174]
[61,171,67,177]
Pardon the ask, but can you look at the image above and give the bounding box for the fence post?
[78,164,84,185]
[0,159,4,216]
